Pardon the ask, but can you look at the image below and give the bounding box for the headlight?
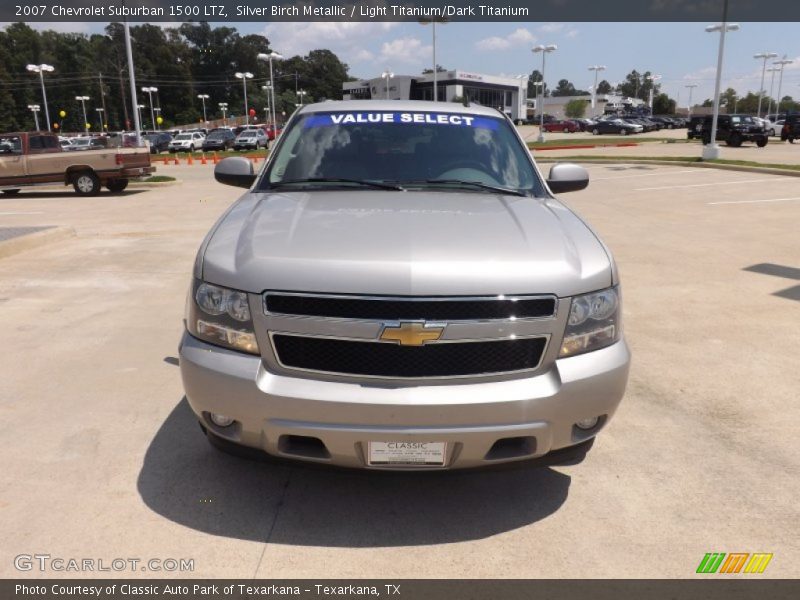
[186,280,259,355]
[559,286,621,357]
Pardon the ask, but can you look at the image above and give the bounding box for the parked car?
[572,118,597,132]
[67,136,107,151]
[591,119,642,135]
[687,116,705,139]
[59,137,73,149]
[780,114,800,142]
[622,117,656,132]
[144,132,172,154]
[181,100,630,469]
[202,129,236,152]
[754,117,776,137]
[265,124,283,141]
[542,119,580,133]
[233,128,269,151]
[168,132,205,153]
[701,114,768,147]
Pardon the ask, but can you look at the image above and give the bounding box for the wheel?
[726,133,742,147]
[72,171,101,196]
[620,128,628,135]
[790,138,795,144]
[106,179,129,193]
[592,128,600,135]
[769,128,776,137]
[2,189,20,195]
[189,144,195,152]
[668,124,674,129]
[756,137,768,148]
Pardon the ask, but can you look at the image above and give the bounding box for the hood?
[200,190,612,297]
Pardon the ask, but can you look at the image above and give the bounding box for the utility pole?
[98,73,108,131]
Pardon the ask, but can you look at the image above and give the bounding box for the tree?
[596,80,612,94]
[527,69,548,98]
[422,65,447,74]
[652,93,676,115]
[616,70,660,101]
[564,98,587,118]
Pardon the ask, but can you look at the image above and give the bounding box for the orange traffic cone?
[187,153,194,165]
[201,153,207,165]
[212,152,219,164]
[173,155,180,165]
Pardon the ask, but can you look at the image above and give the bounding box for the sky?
[9,20,800,106]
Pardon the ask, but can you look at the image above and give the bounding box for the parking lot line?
[708,196,800,205]
[592,169,706,181]
[634,178,782,191]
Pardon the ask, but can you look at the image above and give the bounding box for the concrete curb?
[534,157,800,178]
[0,226,75,260]
[129,179,182,187]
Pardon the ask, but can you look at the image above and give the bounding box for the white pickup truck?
[0,132,155,196]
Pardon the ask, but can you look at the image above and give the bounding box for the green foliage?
[596,80,613,94]
[551,79,589,97]
[564,99,587,118]
[652,93,676,115]
[0,22,351,132]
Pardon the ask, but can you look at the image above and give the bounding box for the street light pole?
[141,86,158,131]
[234,72,253,124]
[381,70,394,99]
[419,17,448,101]
[765,66,779,119]
[258,52,283,133]
[532,44,557,143]
[296,90,307,106]
[754,51,778,118]
[218,102,228,125]
[588,65,606,117]
[95,107,105,133]
[197,94,209,123]
[703,0,738,160]
[773,57,793,121]
[75,96,90,133]
[28,104,41,131]
[647,74,662,112]
[26,64,54,132]
[684,84,698,119]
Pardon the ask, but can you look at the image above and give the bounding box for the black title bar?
[2,0,793,23]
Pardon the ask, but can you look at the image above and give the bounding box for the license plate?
[367,441,446,467]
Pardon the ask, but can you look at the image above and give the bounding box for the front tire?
[756,137,768,148]
[592,128,600,135]
[72,171,101,196]
[620,128,628,135]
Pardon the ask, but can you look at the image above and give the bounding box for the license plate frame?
[367,441,447,467]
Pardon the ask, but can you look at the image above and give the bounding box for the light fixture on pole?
[261,85,272,123]
[26,64,54,132]
[136,104,146,131]
[764,65,780,120]
[772,57,792,121]
[703,3,739,160]
[28,104,41,131]
[532,44,557,143]
[257,52,283,132]
[381,70,394,99]
[684,84,698,119]
[153,107,161,130]
[419,17,448,102]
[753,51,778,118]
[218,102,228,125]
[141,86,158,131]
[75,96,90,133]
[234,72,253,124]
[296,89,308,106]
[646,74,662,111]
[197,94,209,123]
[95,107,105,133]
[588,65,606,116]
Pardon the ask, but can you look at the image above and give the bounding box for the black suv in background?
[780,114,800,143]
[701,114,768,147]
[687,116,705,140]
[202,128,236,151]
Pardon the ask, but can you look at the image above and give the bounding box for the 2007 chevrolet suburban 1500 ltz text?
[179,100,630,470]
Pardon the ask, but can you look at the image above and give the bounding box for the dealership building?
[342,70,528,121]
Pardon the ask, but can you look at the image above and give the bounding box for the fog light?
[575,416,600,431]
[209,413,234,427]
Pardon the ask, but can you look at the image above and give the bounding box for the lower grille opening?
[484,436,537,461]
[278,435,331,460]
[272,334,547,378]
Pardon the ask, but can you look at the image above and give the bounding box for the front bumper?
[179,333,630,469]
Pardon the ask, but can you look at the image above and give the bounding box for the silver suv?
[179,100,630,469]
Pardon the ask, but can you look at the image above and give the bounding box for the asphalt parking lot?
[1,160,798,578]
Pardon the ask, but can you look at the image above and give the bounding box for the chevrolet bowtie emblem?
[379,322,445,346]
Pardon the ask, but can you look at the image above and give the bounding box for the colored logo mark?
[697,553,773,574]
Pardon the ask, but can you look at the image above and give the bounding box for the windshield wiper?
[269,178,404,191]
[401,179,529,197]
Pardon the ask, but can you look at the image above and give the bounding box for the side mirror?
[547,162,589,194]
[214,157,256,189]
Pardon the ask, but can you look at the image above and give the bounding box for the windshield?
[261,110,543,195]
[175,134,192,141]
[208,131,227,140]
[240,131,256,138]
